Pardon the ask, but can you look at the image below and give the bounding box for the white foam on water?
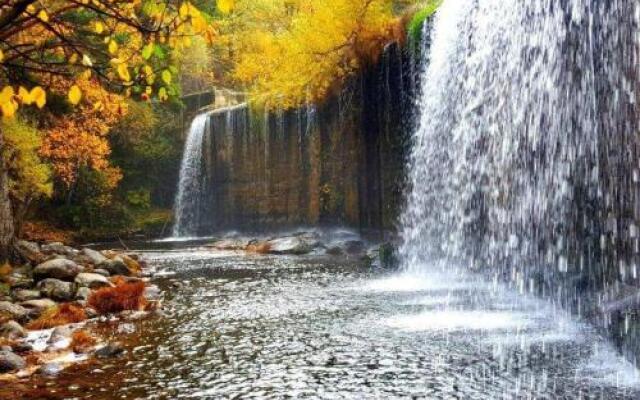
[385,310,530,332]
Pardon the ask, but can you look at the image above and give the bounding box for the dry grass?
[26,303,87,330]
[71,329,97,353]
[88,280,146,315]
[246,242,271,254]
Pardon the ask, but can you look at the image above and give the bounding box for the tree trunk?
[0,127,15,262]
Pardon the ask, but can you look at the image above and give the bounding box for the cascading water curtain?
[400,0,640,284]
[173,112,211,238]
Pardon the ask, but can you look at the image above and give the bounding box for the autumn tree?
[0,0,224,258]
[217,0,403,109]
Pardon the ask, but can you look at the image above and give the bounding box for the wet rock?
[12,289,41,302]
[75,287,92,302]
[0,350,26,373]
[0,301,29,322]
[34,258,82,281]
[0,321,27,339]
[15,240,45,264]
[12,343,32,353]
[326,246,344,256]
[75,273,113,289]
[209,238,251,250]
[267,237,314,255]
[37,278,75,301]
[39,362,63,376]
[81,248,107,265]
[117,323,136,334]
[144,284,161,300]
[95,343,124,358]
[98,259,131,276]
[21,298,57,318]
[48,326,73,349]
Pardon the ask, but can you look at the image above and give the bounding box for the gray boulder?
[37,279,75,302]
[34,258,82,281]
[14,240,45,264]
[0,301,29,322]
[98,259,130,276]
[267,237,314,255]
[0,350,26,373]
[82,248,108,265]
[41,242,68,255]
[12,289,41,302]
[75,273,113,289]
[0,321,26,339]
[21,298,57,318]
[93,269,110,277]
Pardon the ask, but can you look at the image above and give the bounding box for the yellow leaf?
[95,21,104,34]
[82,54,93,67]
[161,70,172,84]
[26,5,36,13]
[30,86,46,108]
[69,53,78,64]
[68,85,82,105]
[93,101,103,111]
[108,40,118,55]
[117,63,131,82]
[217,0,234,14]
[0,86,15,103]
[145,86,153,95]
[158,87,168,101]
[18,86,33,105]
[0,101,16,119]
[179,2,189,19]
[0,49,3,62]
[37,10,48,22]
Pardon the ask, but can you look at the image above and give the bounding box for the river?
[4,243,640,399]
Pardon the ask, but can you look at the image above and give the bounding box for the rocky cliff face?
[196,42,422,237]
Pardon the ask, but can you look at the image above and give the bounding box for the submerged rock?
[95,343,124,358]
[0,350,26,373]
[34,258,82,281]
[39,362,63,376]
[37,278,75,301]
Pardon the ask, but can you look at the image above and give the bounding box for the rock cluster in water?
[206,230,398,269]
[0,240,159,378]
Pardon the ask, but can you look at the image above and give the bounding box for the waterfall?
[401,0,639,283]
[172,112,211,238]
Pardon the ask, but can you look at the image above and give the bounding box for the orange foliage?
[21,221,73,244]
[39,79,127,188]
[71,329,97,353]
[88,281,147,315]
[26,303,87,330]
[247,242,272,254]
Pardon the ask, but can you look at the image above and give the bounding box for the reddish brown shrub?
[71,329,97,353]
[26,303,87,330]
[88,281,146,315]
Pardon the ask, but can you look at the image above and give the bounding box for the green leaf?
[142,44,153,60]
